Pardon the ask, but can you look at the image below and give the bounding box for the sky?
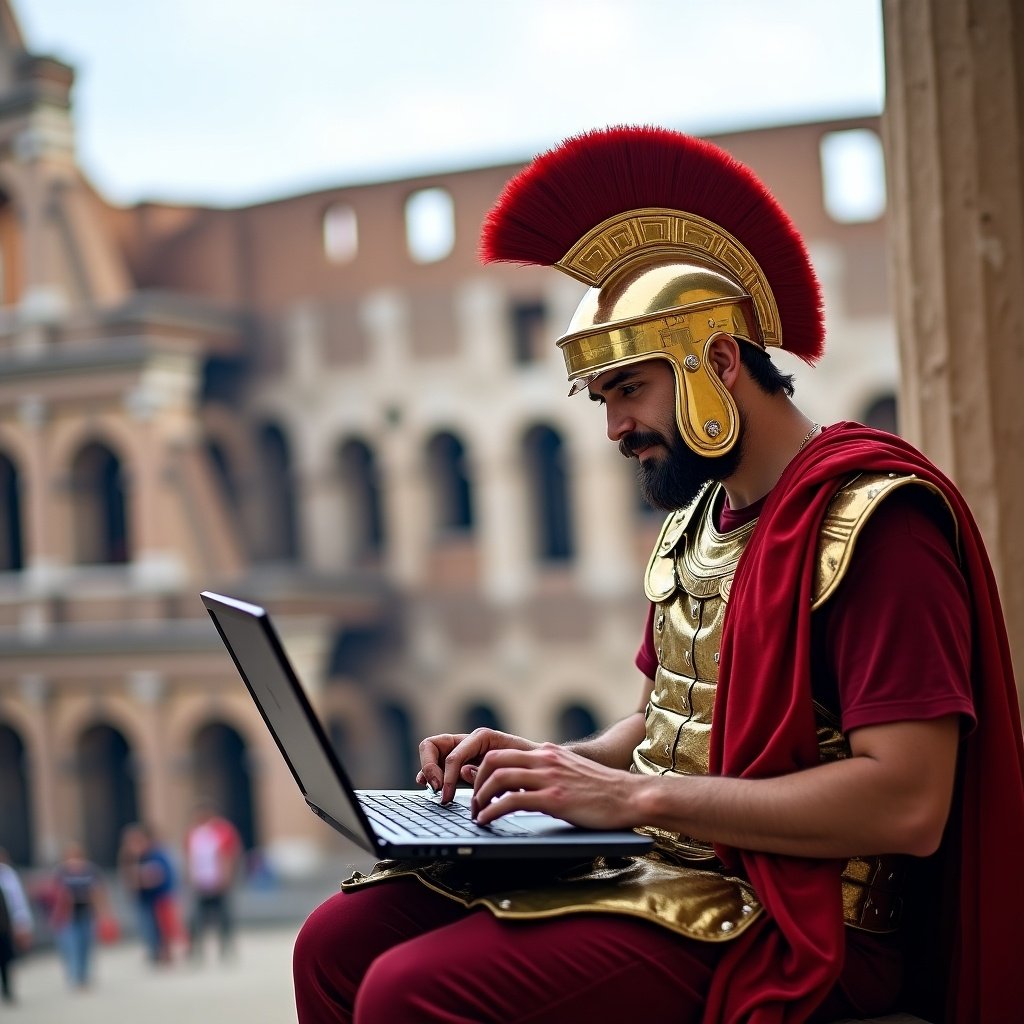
[15,0,885,209]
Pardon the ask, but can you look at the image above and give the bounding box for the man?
[184,803,241,961]
[119,822,182,964]
[0,847,32,1004]
[293,127,1024,1023]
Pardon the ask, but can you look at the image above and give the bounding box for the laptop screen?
[201,592,374,854]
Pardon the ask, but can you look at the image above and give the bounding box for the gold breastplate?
[633,474,944,932]
[634,484,749,786]
[634,484,759,860]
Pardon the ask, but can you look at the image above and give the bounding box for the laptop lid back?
[200,591,378,855]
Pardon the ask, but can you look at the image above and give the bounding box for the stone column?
[472,438,532,604]
[378,436,430,589]
[127,670,171,831]
[568,430,637,598]
[882,0,1024,700]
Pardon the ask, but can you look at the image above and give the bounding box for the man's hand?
[417,729,540,804]
[469,743,640,829]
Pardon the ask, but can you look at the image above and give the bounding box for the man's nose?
[606,407,636,443]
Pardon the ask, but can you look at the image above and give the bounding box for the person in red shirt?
[184,803,241,962]
[292,127,1024,1024]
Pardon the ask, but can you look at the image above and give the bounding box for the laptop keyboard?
[359,792,534,839]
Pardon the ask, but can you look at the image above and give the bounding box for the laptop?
[200,592,654,861]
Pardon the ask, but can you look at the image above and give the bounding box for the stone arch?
[254,421,299,562]
[860,391,899,435]
[521,423,575,562]
[377,701,417,790]
[201,402,263,556]
[335,436,386,561]
[460,701,505,734]
[69,439,131,564]
[0,447,24,571]
[552,702,601,743]
[76,721,140,866]
[424,429,474,536]
[190,719,259,851]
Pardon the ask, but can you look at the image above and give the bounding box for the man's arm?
[562,673,653,768]
[470,714,960,859]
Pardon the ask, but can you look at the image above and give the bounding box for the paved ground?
[5,923,304,1022]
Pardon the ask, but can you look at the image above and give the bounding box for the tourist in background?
[0,847,32,1004]
[185,803,242,962]
[50,841,114,990]
[119,822,183,965]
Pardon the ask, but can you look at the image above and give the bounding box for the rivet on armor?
[683,354,700,371]
[714,652,720,664]
[691,602,699,616]
[704,419,722,438]
[656,614,665,631]
[868,488,879,498]
[684,651,691,664]
[741,904,753,915]
[721,921,734,932]
[888,472,898,478]
[707,318,716,328]
[499,899,512,910]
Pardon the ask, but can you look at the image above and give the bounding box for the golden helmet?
[480,126,824,456]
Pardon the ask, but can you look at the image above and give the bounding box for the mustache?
[618,430,668,459]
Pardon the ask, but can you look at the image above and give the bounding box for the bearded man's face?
[621,423,743,512]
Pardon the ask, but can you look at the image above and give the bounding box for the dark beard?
[621,427,743,512]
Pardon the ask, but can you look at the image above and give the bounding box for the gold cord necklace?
[797,422,820,453]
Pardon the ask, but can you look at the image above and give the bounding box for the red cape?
[701,423,1024,1023]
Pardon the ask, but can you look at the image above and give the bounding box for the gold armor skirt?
[342,847,763,943]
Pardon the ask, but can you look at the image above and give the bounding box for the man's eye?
[621,384,639,397]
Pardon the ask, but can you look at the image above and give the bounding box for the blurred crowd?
[0,804,244,1004]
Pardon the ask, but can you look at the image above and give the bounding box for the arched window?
[861,393,899,435]
[522,425,574,562]
[425,432,473,535]
[510,300,548,364]
[257,423,299,561]
[78,723,138,866]
[0,452,24,571]
[405,187,455,263]
[379,703,417,789]
[192,722,257,851]
[0,723,32,865]
[554,704,600,744]
[70,442,130,565]
[820,128,887,223]
[337,438,385,559]
[461,703,503,734]
[323,203,358,263]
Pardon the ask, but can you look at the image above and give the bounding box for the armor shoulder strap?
[644,485,714,602]
[812,471,957,610]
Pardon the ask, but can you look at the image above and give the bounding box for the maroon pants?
[293,877,722,1023]
[292,877,887,1023]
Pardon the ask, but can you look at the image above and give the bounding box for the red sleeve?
[817,487,976,734]
[635,602,658,680]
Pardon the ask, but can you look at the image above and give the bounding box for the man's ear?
[706,333,742,388]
